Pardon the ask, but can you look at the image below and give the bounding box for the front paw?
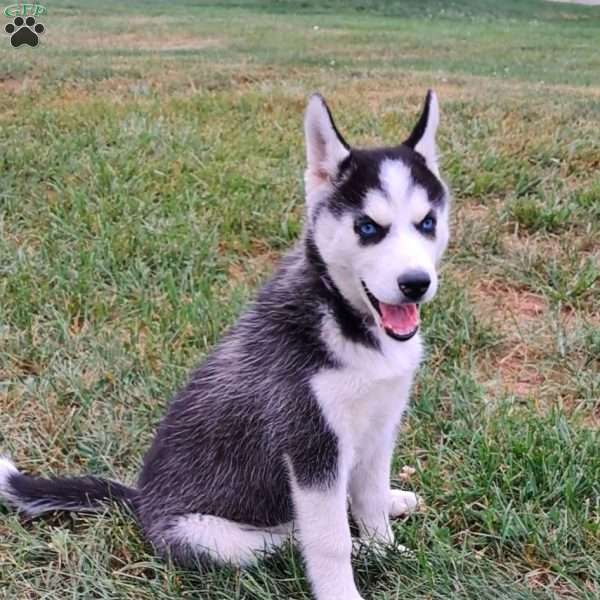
[389,490,420,518]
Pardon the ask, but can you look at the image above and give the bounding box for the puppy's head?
[304,91,450,342]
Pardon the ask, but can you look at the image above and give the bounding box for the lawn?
[0,1,599,598]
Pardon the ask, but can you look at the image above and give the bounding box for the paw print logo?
[5,16,45,47]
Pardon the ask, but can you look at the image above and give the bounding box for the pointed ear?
[304,94,350,194]
[404,90,440,175]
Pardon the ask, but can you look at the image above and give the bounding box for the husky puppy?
[0,91,449,600]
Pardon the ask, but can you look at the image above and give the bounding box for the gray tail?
[0,457,138,517]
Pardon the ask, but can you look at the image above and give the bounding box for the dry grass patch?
[65,33,224,52]
[222,239,280,288]
[0,75,39,96]
[467,276,576,403]
[43,15,227,52]
[523,567,585,600]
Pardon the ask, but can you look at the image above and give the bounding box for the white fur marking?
[363,189,393,227]
[169,514,291,566]
[0,456,19,506]
[307,312,420,590]
[289,466,364,600]
[379,159,411,202]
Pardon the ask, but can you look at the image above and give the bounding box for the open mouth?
[361,281,420,342]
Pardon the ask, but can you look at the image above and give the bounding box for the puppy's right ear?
[304,94,350,195]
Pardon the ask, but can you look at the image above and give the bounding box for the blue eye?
[355,217,388,243]
[359,221,378,237]
[418,214,436,235]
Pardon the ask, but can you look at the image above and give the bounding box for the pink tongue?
[379,303,419,335]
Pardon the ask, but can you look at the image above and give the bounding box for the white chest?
[311,318,423,467]
[313,369,412,457]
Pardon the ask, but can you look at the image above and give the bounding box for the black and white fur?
[0,91,449,600]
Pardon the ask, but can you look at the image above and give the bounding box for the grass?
[1,0,599,598]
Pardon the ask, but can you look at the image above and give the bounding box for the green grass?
[1,1,599,598]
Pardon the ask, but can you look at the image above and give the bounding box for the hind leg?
[152,514,292,567]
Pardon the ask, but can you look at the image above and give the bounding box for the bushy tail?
[0,457,138,517]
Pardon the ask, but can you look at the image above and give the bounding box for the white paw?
[389,490,420,518]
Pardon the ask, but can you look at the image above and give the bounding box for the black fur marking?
[329,144,445,216]
[404,90,432,150]
[7,472,137,514]
[317,94,350,151]
[305,235,379,350]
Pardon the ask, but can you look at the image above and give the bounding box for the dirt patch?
[473,279,548,326]
[222,240,280,288]
[0,75,39,95]
[227,254,279,284]
[494,343,546,397]
[467,270,598,423]
[0,76,21,94]
[469,277,565,400]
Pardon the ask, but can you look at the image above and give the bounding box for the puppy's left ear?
[304,94,350,195]
[404,90,440,175]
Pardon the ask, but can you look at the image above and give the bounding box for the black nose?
[397,271,430,301]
